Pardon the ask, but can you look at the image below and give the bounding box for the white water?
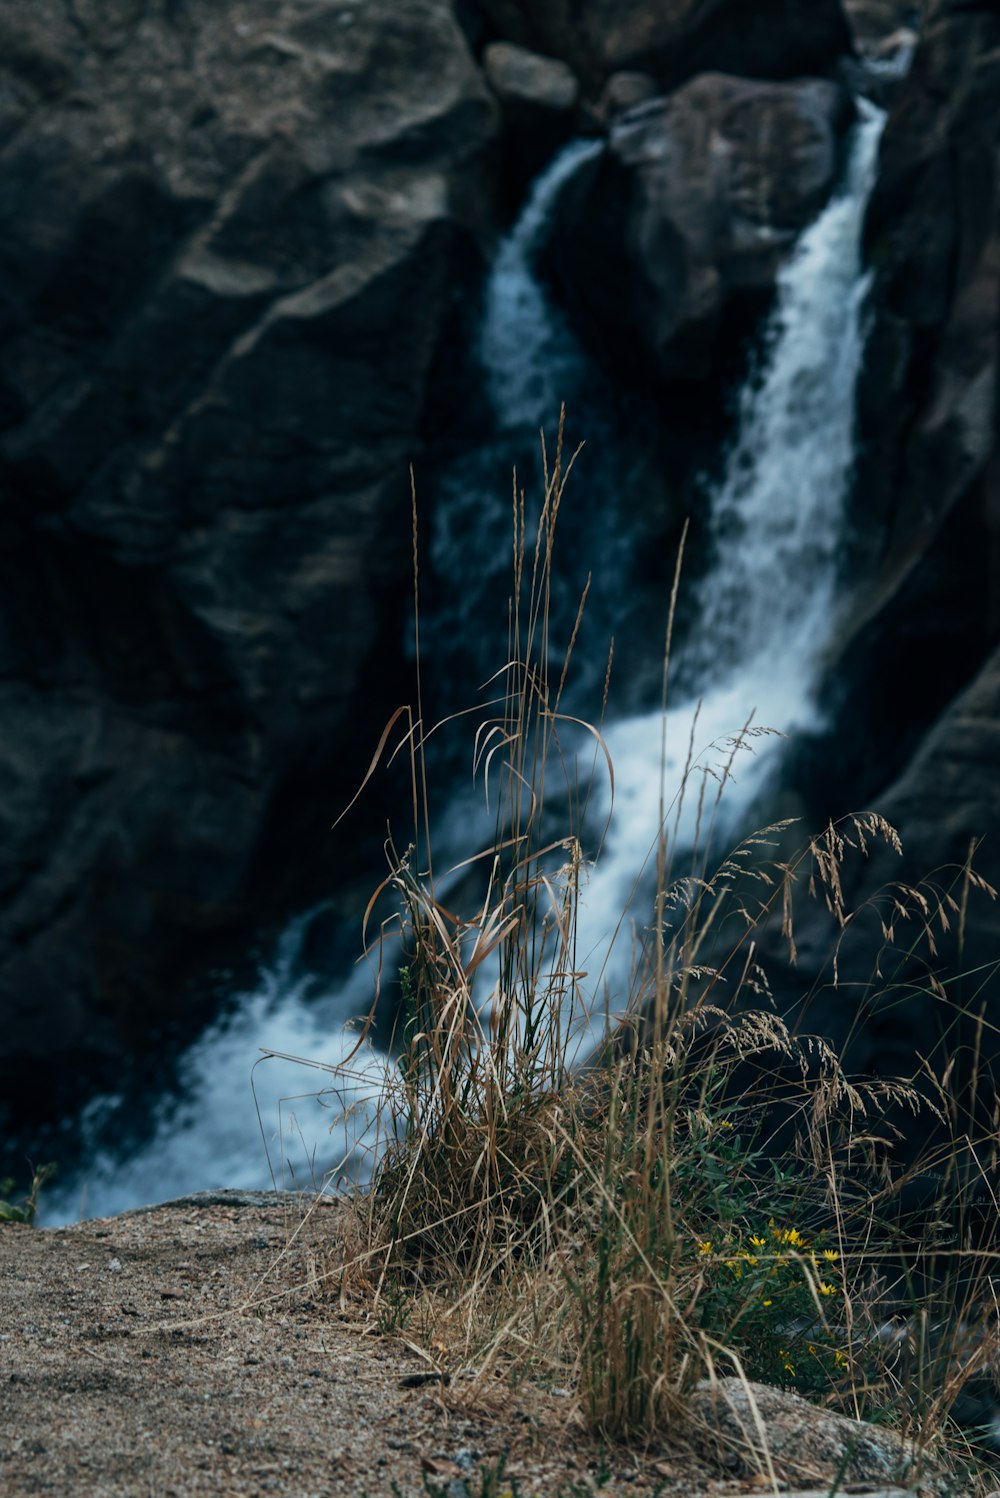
[39,914,391,1225]
[39,105,885,1223]
[574,102,887,996]
[424,134,628,689]
[480,138,602,429]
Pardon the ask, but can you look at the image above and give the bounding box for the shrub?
[322,422,999,1476]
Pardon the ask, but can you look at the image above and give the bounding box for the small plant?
[330,422,1000,1490]
[0,1162,56,1225]
[691,1215,851,1393]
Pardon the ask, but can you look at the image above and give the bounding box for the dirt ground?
[0,1191,988,1498]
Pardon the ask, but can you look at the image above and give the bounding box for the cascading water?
[421,136,632,701]
[37,914,393,1225]
[575,102,888,986]
[480,139,603,430]
[38,101,886,1224]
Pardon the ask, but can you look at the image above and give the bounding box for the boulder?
[773,0,1000,1121]
[854,0,999,568]
[597,71,659,122]
[483,41,581,185]
[549,73,854,380]
[483,40,579,119]
[468,0,854,92]
[844,0,922,45]
[687,1379,938,1493]
[0,0,498,1097]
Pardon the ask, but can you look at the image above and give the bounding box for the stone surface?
[597,70,659,121]
[483,40,582,187]
[468,0,854,91]
[687,1378,949,1494]
[483,41,579,117]
[845,0,923,44]
[550,73,854,379]
[0,0,498,1093]
[853,0,1000,581]
[784,643,1000,1101]
[0,1197,974,1498]
[811,0,1000,921]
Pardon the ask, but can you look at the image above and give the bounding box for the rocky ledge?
[0,1192,968,1498]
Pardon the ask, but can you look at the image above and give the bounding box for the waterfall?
[688,101,886,685]
[38,105,887,1223]
[576,102,887,987]
[37,914,392,1225]
[480,138,602,430]
[422,135,630,702]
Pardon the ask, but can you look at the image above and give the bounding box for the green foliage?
[0,1162,56,1225]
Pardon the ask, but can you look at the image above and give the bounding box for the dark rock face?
[776,644,1000,1149]
[844,0,922,45]
[482,41,582,190]
[0,0,497,1090]
[550,74,854,379]
[468,0,854,92]
[483,41,579,118]
[830,0,1000,787]
[777,0,1000,1106]
[855,0,999,570]
[597,71,660,122]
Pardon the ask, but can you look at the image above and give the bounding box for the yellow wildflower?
[697,1240,712,1255]
[749,1235,767,1248]
[819,1281,836,1297]
[822,1249,839,1263]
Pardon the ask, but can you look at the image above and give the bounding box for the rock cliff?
[2,0,997,1147]
[464,0,853,91]
[0,0,497,1095]
[779,0,1000,1098]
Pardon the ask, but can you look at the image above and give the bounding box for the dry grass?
[315,422,1000,1490]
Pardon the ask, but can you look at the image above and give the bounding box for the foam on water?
[571,102,887,999]
[480,138,602,430]
[39,915,390,1225]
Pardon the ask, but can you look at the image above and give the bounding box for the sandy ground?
[0,1191,989,1498]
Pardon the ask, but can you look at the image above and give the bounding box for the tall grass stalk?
[331,424,1000,1476]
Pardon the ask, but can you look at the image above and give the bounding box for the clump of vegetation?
[0,1162,56,1225]
[322,421,1000,1485]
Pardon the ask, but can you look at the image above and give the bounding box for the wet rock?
[0,0,498,1093]
[773,642,1000,1151]
[483,41,581,184]
[844,0,923,45]
[817,0,1000,861]
[550,72,854,379]
[854,0,999,570]
[597,71,659,122]
[468,0,853,92]
[483,41,579,118]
